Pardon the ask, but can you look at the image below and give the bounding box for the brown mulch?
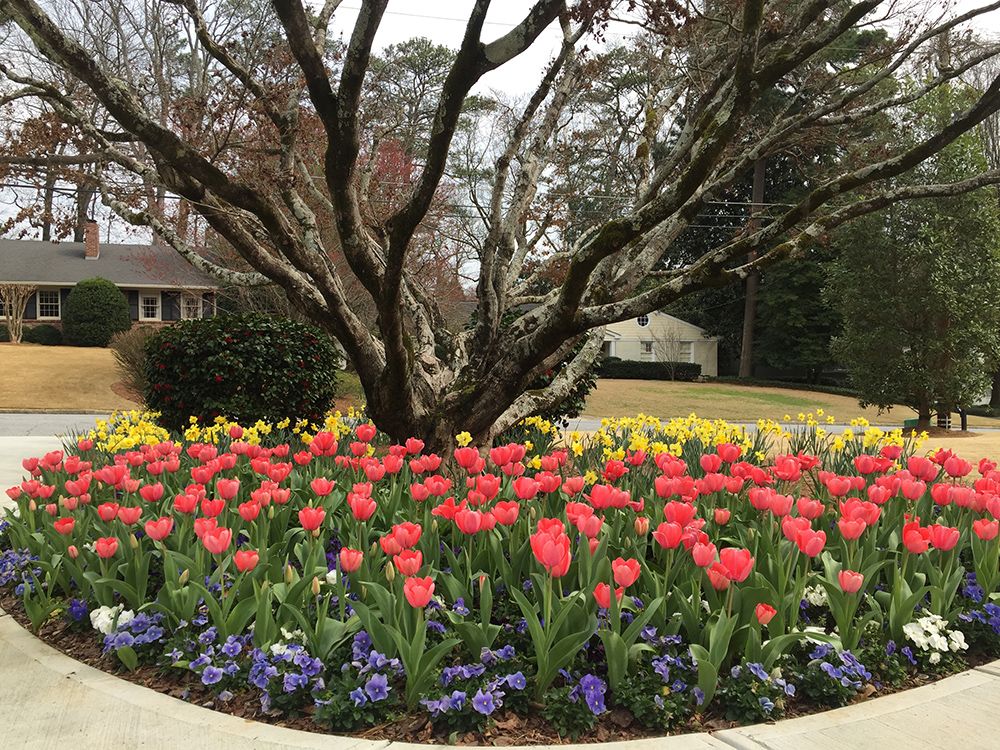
[0,592,992,745]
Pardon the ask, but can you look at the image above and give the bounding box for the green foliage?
[599,357,701,381]
[828,84,1000,421]
[756,249,840,380]
[62,278,132,347]
[23,324,63,346]
[540,685,598,739]
[144,313,341,431]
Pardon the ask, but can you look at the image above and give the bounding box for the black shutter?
[202,292,216,318]
[126,290,139,321]
[24,293,36,320]
[59,288,70,319]
[162,291,180,321]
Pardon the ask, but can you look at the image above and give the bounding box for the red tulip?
[391,522,422,549]
[492,500,520,526]
[796,528,826,557]
[719,547,754,582]
[310,477,336,497]
[139,483,164,503]
[144,517,173,541]
[393,549,423,576]
[117,506,142,526]
[173,493,198,514]
[530,528,572,577]
[653,521,684,550]
[97,502,119,522]
[691,541,716,568]
[95,536,119,558]
[404,437,425,455]
[202,526,233,555]
[215,478,240,501]
[310,431,339,456]
[634,516,651,535]
[234,549,259,572]
[903,521,931,554]
[200,498,225,517]
[512,476,539,501]
[454,508,483,534]
[53,517,75,535]
[298,506,326,531]
[717,443,741,463]
[403,576,435,608]
[348,494,377,521]
[928,524,959,552]
[755,603,777,625]
[973,518,999,541]
[838,569,864,594]
[713,508,731,525]
[67,545,79,559]
[593,582,624,609]
[238,500,261,522]
[339,548,363,572]
[706,562,731,590]
[611,557,641,587]
[837,518,867,540]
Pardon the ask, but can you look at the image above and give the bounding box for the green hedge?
[63,278,132,346]
[598,357,701,381]
[23,324,64,346]
[144,314,341,431]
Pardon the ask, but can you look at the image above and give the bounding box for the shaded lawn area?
[0,343,140,412]
[584,378,1000,428]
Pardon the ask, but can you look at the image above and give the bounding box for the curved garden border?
[2,607,999,750]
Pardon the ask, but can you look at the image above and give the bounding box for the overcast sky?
[324,1,1000,98]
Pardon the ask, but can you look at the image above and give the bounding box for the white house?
[602,311,718,377]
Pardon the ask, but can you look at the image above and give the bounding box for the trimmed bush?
[63,278,132,346]
[109,326,158,397]
[145,314,341,430]
[22,324,63,346]
[599,357,701,381]
[0,323,8,342]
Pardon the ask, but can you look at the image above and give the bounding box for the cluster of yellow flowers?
[589,414,757,461]
[86,410,171,452]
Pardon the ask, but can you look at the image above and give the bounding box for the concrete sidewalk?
[0,610,998,750]
[0,412,102,436]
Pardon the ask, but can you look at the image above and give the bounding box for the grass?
[583,378,1000,428]
[0,343,141,412]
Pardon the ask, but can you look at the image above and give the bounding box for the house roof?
[0,238,220,289]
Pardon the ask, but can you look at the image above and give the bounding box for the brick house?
[0,221,219,327]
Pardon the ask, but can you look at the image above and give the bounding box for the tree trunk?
[916,396,932,431]
[738,157,766,379]
[990,370,1000,408]
[41,171,55,241]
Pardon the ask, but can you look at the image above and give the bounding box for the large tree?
[828,82,1000,428]
[5,1,1000,445]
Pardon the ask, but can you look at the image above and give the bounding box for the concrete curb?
[2,609,1000,750]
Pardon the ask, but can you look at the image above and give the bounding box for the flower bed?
[2,411,1000,744]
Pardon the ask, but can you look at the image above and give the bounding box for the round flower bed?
[2,411,999,744]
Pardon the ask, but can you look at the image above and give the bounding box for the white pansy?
[903,614,968,658]
[88,604,135,635]
[803,584,828,607]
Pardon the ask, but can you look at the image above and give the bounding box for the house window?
[37,290,61,319]
[636,314,649,327]
[181,294,202,320]
[640,340,654,362]
[140,293,161,321]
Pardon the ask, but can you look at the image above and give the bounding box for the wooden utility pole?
[738,157,766,379]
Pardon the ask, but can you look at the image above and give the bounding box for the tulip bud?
[634,517,650,536]
[529,505,538,520]
[385,564,395,583]
[312,527,320,538]
[285,564,295,584]
[28,499,37,512]
[260,579,270,592]
[431,519,438,532]
[179,568,190,585]
[268,504,275,519]
[370,541,378,554]
[311,576,321,596]
[129,534,139,550]
[67,545,79,559]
